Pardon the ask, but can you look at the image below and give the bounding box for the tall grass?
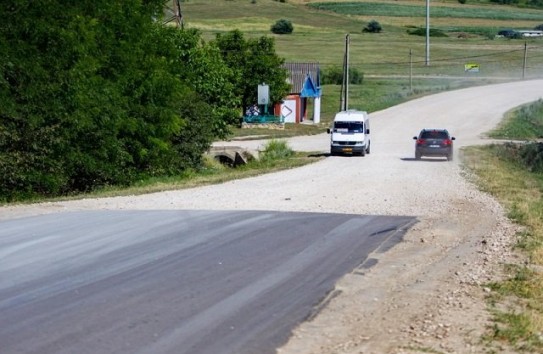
[258,139,294,162]
[463,100,543,351]
[489,99,543,139]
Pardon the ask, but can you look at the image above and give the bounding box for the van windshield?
[334,121,364,133]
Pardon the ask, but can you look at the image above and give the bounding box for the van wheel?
[366,144,371,154]
[360,150,366,157]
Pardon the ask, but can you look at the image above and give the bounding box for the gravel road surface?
[1,79,543,353]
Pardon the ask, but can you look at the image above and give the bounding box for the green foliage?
[407,28,448,37]
[0,1,174,198]
[322,67,363,85]
[536,24,543,30]
[172,28,240,138]
[489,99,543,139]
[171,89,216,171]
[259,139,294,162]
[491,311,533,343]
[271,19,294,34]
[458,0,467,3]
[213,30,290,112]
[321,67,343,85]
[528,0,543,7]
[493,141,543,174]
[363,20,382,33]
[498,142,543,173]
[490,0,519,4]
[0,1,226,201]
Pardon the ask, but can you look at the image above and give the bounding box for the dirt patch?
[278,196,521,354]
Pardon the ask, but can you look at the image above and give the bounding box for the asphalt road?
[0,210,415,354]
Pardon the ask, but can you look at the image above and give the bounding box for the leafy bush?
[491,99,543,173]
[363,20,382,33]
[259,139,293,162]
[498,142,543,173]
[322,66,364,85]
[490,0,519,4]
[407,28,448,37]
[271,19,294,34]
[535,24,543,30]
[348,68,364,84]
[519,143,543,172]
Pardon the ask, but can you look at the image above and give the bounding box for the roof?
[283,62,321,96]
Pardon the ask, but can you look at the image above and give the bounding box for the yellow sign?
[464,63,480,73]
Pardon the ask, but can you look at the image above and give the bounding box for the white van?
[327,110,370,156]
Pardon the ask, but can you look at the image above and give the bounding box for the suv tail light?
[443,139,452,145]
[416,139,425,145]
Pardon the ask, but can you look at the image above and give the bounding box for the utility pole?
[339,35,350,111]
[425,0,430,66]
[340,34,350,112]
[523,42,527,80]
[345,34,350,111]
[409,49,413,92]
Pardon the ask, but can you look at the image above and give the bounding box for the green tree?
[0,1,213,200]
[271,19,294,34]
[172,28,240,138]
[214,30,290,113]
[363,20,382,33]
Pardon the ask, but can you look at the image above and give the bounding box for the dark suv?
[413,129,455,161]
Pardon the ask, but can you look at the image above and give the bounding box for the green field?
[183,0,543,126]
[310,2,543,20]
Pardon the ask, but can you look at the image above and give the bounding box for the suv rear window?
[420,130,449,139]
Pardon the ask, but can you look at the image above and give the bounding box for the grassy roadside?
[462,101,543,351]
[2,141,324,205]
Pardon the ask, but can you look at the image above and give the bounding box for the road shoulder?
[278,195,520,353]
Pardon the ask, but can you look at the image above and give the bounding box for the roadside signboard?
[464,63,480,73]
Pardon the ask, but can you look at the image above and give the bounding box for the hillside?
[182,0,543,74]
[181,0,543,123]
